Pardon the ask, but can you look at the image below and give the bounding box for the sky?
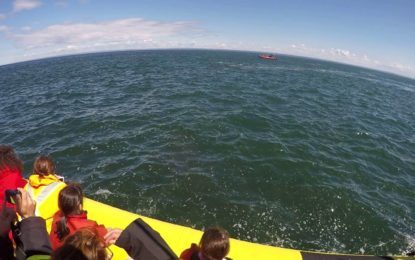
[0,0,414,78]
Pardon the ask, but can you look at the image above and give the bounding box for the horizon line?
[1,47,414,81]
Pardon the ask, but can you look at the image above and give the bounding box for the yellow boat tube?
[61,198,413,260]
[38,189,413,260]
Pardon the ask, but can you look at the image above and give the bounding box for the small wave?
[400,235,415,256]
[94,188,113,195]
[356,131,370,136]
[359,75,415,93]
[2,50,414,255]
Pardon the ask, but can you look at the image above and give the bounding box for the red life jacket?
[49,210,107,249]
[180,243,201,260]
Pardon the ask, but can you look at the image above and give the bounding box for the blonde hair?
[52,228,107,260]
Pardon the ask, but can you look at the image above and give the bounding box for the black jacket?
[0,203,52,260]
[16,217,53,258]
[0,206,15,260]
[115,218,178,260]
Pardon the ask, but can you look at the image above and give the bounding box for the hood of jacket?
[28,174,60,188]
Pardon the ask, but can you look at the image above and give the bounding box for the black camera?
[5,189,21,204]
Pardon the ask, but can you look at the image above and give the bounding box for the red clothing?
[180,243,201,260]
[0,167,26,208]
[50,210,107,249]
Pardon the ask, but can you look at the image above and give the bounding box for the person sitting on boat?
[53,228,108,260]
[25,155,66,220]
[0,188,53,260]
[0,145,27,209]
[180,227,231,260]
[50,183,108,249]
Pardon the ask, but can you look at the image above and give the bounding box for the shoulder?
[51,211,64,224]
[180,243,200,260]
[67,213,100,228]
[0,168,24,181]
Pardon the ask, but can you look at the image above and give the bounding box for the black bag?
[115,218,178,260]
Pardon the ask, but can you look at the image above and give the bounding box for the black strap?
[12,222,26,260]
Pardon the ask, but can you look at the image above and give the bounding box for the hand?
[104,228,123,246]
[15,188,36,219]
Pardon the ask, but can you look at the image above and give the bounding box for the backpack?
[115,218,178,260]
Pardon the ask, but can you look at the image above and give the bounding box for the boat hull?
[39,191,413,259]
[259,54,277,60]
[76,198,413,260]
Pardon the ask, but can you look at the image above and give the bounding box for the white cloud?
[0,25,9,32]
[12,18,196,51]
[387,62,414,73]
[2,18,202,62]
[0,13,6,20]
[287,43,415,78]
[2,15,414,79]
[20,26,32,31]
[13,0,42,12]
[330,48,350,57]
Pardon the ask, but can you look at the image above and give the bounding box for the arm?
[15,188,52,258]
[114,218,177,260]
[19,217,52,257]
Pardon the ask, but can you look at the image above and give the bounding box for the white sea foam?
[402,235,415,256]
[94,188,113,195]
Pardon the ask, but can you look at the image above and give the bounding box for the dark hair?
[0,145,23,173]
[56,183,84,241]
[200,227,230,260]
[52,228,107,260]
[33,155,56,176]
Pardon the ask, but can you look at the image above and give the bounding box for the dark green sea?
[1,50,414,255]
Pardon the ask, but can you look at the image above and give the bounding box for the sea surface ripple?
[1,50,415,255]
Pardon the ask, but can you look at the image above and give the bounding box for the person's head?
[33,155,56,176]
[0,145,23,173]
[59,183,83,214]
[56,183,84,241]
[52,228,109,260]
[200,227,230,260]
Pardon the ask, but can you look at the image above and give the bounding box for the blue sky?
[1,0,414,78]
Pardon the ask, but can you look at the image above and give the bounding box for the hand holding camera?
[5,188,36,219]
[5,189,21,204]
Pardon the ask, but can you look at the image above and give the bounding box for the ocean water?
[1,49,415,255]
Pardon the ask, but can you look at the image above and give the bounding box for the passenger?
[50,183,108,250]
[180,227,231,260]
[0,145,27,208]
[52,208,177,259]
[0,188,52,259]
[54,218,178,260]
[106,218,177,259]
[25,155,66,219]
[52,228,108,260]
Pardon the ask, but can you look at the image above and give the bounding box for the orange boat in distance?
[259,54,277,60]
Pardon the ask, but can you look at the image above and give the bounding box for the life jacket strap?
[27,181,63,216]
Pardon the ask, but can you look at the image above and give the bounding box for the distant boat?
[258,54,277,60]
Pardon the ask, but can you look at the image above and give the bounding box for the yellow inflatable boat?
[40,197,414,260]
